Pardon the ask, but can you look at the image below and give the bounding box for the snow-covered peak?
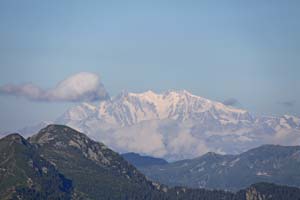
[165,89,204,98]
[56,102,98,124]
[82,102,97,111]
[128,90,162,102]
[59,90,251,127]
[51,90,300,161]
[128,90,247,114]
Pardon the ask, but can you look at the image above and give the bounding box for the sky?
[0,0,300,132]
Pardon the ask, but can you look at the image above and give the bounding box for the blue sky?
[0,0,300,131]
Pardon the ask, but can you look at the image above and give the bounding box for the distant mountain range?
[122,152,168,168]
[33,90,300,161]
[16,90,300,161]
[138,144,300,191]
[2,125,300,199]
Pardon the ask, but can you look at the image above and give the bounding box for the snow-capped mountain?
[55,90,300,161]
[58,90,253,130]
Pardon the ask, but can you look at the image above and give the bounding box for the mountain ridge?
[2,125,300,199]
[28,124,166,199]
[139,144,300,191]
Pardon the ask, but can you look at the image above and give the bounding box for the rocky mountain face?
[0,133,73,199]
[139,144,300,191]
[122,152,168,168]
[54,90,300,161]
[28,124,165,200]
[1,125,300,200]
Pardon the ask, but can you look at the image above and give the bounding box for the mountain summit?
[59,90,250,126]
[0,133,73,199]
[28,125,164,199]
[54,90,300,161]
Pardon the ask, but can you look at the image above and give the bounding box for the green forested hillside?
[0,133,72,199]
[140,145,300,191]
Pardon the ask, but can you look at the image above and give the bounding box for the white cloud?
[106,121,167,158]
[166,128,209,160]
[83,119,210,161]
[0,72,109,102]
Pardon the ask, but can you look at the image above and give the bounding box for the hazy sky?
[0,0,300,131]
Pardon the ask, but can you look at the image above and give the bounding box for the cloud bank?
[0,72,109,102]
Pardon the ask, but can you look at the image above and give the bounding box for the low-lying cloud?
[222,98,240,106]
[0,72,109,102]
[278,101,295,108]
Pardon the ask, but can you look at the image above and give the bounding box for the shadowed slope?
[0,133,73,199]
